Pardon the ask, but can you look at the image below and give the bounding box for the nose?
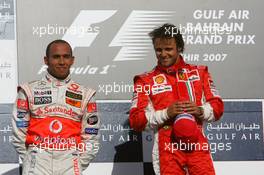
[58,57,65,64]
[161,50,166,58]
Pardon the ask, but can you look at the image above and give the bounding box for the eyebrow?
[52,54,72,57]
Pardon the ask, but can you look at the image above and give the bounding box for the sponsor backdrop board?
[0,101,264,174]
[16,0,263,100]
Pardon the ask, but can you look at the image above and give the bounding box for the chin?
[162,63,172,67]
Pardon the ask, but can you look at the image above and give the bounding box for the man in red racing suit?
[129,24,224,175]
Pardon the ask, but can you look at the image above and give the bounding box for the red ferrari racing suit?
[129,57,224,175]
[12,73,100,175]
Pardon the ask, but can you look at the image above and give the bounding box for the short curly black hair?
[46,39,72,57]
[149,23,184,53]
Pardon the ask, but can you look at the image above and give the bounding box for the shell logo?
[155,76,165,84]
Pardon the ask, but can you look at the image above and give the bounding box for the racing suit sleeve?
[12,88,30,161]
[199,67,224,122]
[80,95,100,170]
[129,77,169,132]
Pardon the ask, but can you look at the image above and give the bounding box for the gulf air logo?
[62,10,175,61]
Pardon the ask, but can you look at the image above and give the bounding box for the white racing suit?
[12,73,100,175]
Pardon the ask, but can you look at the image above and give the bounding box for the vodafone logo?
[49,120,63,134]
[68,83,82,93]
[73,158,80,175]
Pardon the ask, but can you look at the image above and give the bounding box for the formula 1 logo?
[38,10,175,75]
[62,10,175,61]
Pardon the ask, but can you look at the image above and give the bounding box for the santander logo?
[44,106,78,116]
[35,106,78,117]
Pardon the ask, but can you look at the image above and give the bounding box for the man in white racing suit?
[12,39,100,175]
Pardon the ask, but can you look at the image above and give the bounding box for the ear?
[71,56,75,64]
[44,56,49,65]
[178,48,182,52]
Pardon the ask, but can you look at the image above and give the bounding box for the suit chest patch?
[152,74,172,95]
[66,91,82,100]
[177,69,200,82]
[34,96,52,105]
